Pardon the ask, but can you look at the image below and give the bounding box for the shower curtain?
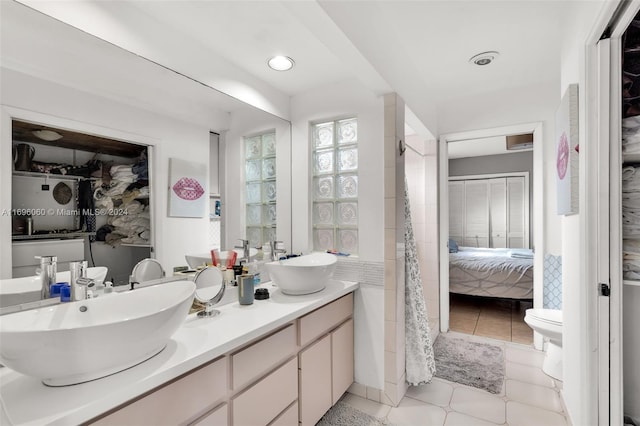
[404,179,436,385]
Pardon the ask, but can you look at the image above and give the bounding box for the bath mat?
[433,334,504,394]
[316,401,390,426]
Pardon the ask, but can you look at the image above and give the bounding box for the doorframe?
[584,1,640,423]
[438,122,544,350]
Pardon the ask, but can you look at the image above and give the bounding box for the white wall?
[223,107,292,252]
[0,68,226,277]
[290,78,385,389]
[437,80,561,256]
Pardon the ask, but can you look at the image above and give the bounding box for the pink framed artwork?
[556,84,579,216]
[168,158,207,218]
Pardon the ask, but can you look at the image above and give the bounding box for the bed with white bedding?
[449,247,534,299]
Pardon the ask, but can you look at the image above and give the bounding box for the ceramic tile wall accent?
[382,93,407,407]
[405,137,440,345]
[333,258,384,286]
[543,254,562,309]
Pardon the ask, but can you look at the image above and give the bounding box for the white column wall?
[290,78,385,390]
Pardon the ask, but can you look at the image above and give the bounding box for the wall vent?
[506,133,534,151]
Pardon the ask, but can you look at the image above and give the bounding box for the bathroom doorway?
[439,122,544,349]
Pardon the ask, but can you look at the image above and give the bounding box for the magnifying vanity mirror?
[192,267,226,318]
[0,1,292,310]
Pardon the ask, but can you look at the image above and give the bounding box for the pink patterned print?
[173,177,204,200]
[556,132,569,180]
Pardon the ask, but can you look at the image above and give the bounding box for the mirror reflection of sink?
[0,280,195,386]
[0,266,108,308]
[265,252,337,295]
[185,248,259,268]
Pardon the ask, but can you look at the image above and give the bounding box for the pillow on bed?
[448,239,459,253]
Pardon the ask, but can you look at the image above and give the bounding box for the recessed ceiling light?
[268,56,295,71]
[32,129,63,141]
[469,51,500,66]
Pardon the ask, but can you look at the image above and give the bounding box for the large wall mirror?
[0,1,292,307]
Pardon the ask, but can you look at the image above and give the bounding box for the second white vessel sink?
[266,252,337,295]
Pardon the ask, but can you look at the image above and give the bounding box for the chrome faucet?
[69,260,88,301]
[75,276,96,299]
[37,255,57,299]
[270,240,287,261]
[237,239,250,263]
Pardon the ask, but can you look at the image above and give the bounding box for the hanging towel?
[404,178,436,386]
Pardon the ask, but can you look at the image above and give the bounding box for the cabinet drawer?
[232,358,297,426]
[298,293,353,347]
[232,323,296,390]
[92,357,227,426]
[268,401,298,426]
[192,403,228,426]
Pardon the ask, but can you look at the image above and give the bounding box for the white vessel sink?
[266,252,337,295]
[185,248,258,268]
[0,280,195,386]
[0,266,108,308]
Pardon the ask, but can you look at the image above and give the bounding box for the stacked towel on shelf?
[622,162,640,279]
[92,156,150,247]
[623,117,640,155]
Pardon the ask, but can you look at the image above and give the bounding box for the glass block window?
[312,118,358,254]
[245,132,276,248]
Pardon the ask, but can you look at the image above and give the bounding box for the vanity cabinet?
[88,292,354,426]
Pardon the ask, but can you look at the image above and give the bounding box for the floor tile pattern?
[342,332,566,426]
[449,294,533,344]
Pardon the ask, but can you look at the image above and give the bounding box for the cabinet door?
[299,334,332,426]
[506,177,525,248]
[448,181,465,245]
[489,178,507,248]
[331,319,354,404]
[463,180,489,247]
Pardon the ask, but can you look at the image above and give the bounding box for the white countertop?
[0,279,359,426]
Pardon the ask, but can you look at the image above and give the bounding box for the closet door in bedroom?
[489,178,507,248]
[448,181,465,245]
[506,177,526,248]
[463,179,489,247]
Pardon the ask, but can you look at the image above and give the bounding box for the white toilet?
[524,308,563,381]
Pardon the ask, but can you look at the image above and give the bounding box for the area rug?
[316,401,390,426]
[433,334,505,394]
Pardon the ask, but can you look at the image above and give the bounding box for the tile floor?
[448,294,533,344]
[342,332,567,426]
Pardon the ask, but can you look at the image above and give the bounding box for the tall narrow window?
[312,118,358,254]
[245,131,277,248]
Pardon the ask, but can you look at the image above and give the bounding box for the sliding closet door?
[448,181,465,245]
[489,178,507,248]
[463,179,489,247]
[506,177,526,248]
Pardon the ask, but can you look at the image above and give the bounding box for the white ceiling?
[12,0,605,136]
